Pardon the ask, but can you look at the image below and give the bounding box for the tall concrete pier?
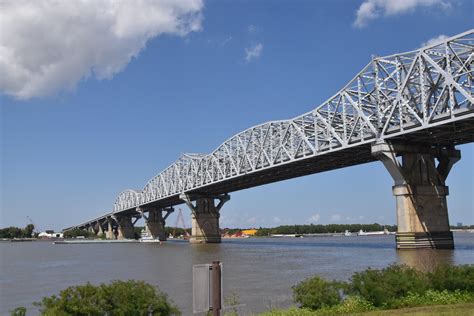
[138,206,174,241]
[181,194,230,243]
[114,215,135,240]
[372,142,460,249]
[105,217,116,240]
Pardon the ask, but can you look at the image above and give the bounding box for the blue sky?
[1,0,473,231]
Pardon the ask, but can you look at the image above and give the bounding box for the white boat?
[139,230,162,243]
[344,230,352,236]
[357,229,391,236]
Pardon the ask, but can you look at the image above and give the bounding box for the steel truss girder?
[69,30,473,230]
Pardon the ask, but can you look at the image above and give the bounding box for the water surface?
[1,233,473,315]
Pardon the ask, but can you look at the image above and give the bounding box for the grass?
[258,303,474,316]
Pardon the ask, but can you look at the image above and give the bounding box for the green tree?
[0,225,33,239]
[428,264,474,292]
[35,280,180,315]
[10,307,26,316]
[63,228,95,239]
[349,265,429,307]
[22,224,35,238]
[292,276,343,310]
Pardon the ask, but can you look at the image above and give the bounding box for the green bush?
[349,265,429,307]
[259,307,316,316]
[292,276,343,310]
[63,228,96,239]
[35,280,180,316]
[391,289,474,308]
[10,307,26,316]
[261,296,374,316]
[321,295,375,314]
[428,264,474,292]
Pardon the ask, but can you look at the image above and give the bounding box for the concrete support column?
[106,217,116,240]
[114,215,135,240]
[96,221,104,237]
[180,193,230,243]
[87,225,95,235]
[372,141,460,249]
[138,207,174,241]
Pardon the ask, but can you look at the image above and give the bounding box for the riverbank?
[260,303,474,315]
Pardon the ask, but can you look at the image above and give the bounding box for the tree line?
[253,223,397,236]
[0,224,35,239]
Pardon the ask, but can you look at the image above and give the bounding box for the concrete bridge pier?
[372,141,460,250]
[181,193,230,243]
[87,224,95,235]
[138,207,174,241]
[105,217,117,240]
[113,215,136,240]
[96,221,105,237]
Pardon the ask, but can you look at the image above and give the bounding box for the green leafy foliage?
[349,265,429,307]
[322,295,375,314]
[165,227,191,237]
[63,228,95,239]
[224,291,241,316]
[10,307,27,316]
[292,276,343,310]
[390,289,474,308]
[0,224,35,239]
[428,264,474,292]
[35,280,180,316]
[290,264,474,314]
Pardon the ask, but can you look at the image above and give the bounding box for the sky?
[1,0,473,231]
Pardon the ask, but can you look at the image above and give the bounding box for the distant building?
[457,222,463,227]
[38,230,63,238]
[242,229,257,236]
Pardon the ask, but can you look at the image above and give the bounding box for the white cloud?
[245,43,263,62]
[246,216,257,224]
[248,24,257,33]
[421,34,449,47]
[273,216,282,223]
[221,36,233,47]
[354,0,449,28]
[0,0,203,100]
[309,213,321,223]
[330,214,342,222]
[220,215,235,226]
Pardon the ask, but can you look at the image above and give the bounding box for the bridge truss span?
[121,30,474,213]
[70,30,474,245]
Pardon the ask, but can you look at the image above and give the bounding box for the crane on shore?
[26,216,39,237]
[171,209,190,239]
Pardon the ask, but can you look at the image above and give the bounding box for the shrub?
[348,265,429,307]
[35,280,180,316]
[390,289,474,308]
[324,296,375,314]
[292,276,343,310]
[428,264,474,292]
[10,307,26,316]
[259,307,316,316]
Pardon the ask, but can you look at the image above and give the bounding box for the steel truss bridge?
[67,30,473,236]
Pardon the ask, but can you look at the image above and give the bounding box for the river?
[1,233,473,315]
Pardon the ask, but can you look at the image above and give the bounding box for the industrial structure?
[64,30,474,249]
